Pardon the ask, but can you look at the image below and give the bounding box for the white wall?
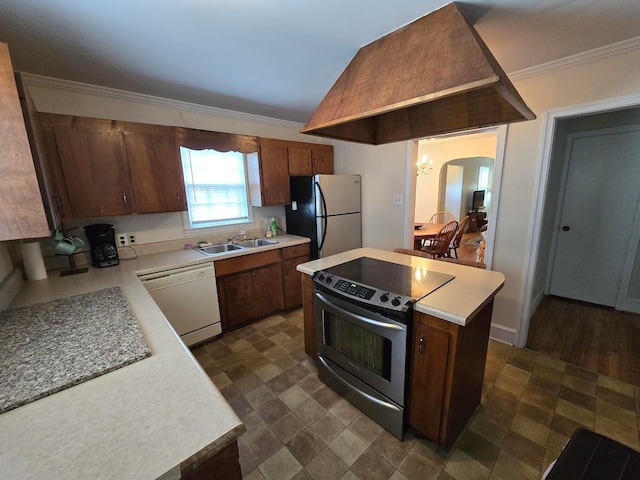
[23,42,640,345]
[330,141,410,252]
[414,132,498,223]
[493,47,640,345]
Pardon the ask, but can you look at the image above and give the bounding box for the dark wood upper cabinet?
[287,146,312,175]
[248,139,290,206]
[0,43,49,240]
[311,146,334,174]
[123,126,187,214]
[38,114,188,219]
[288,144,334,176]
[53,125,135,218]
[29,112,332,220]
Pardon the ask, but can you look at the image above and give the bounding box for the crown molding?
[20,34,640,122]
[509,35,640,81]
[20,73,304,129]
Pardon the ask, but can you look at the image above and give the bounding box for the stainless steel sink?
[235,239,278,248]
[196,244,245,255]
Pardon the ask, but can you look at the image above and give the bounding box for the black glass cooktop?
[322,257,455,301]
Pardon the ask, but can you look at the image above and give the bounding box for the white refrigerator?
[285,174,362,259]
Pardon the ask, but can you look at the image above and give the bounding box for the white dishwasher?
[139,263,221,347]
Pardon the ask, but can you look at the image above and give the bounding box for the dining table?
[413,222,445,250]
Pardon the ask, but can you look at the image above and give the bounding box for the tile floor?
[190,310,640,480]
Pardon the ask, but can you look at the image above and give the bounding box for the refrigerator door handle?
[315,181,329,252]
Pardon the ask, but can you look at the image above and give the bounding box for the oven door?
[314,290,408,406]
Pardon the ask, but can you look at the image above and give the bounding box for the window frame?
[180,146,255,237]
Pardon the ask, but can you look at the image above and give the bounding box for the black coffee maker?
[84,224,119,268]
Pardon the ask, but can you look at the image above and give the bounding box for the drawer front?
[214,249,282,277]
[282,243,310,260]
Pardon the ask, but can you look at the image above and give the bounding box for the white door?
[444,165,463,220]
[549,126,640,306]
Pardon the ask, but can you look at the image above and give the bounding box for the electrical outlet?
[392,193,404,206]
[128,233,137,245]
[117,233,129,247]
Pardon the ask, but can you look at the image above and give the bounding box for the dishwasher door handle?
[139,264,214,290]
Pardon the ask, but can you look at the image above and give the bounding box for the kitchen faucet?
[227,231,246,244]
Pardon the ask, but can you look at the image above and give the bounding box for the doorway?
[412,128,505,267]
[548,125,640,307]
[521,100,640,354]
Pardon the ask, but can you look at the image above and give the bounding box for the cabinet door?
[409,320,450,442]
[15,73,60,230]
[0,43,49,240]
[219,270,253,331]
[302,274,316,358]
[282,255,309,310]
[53,125,134,218]
[123,130,187,213]
[220,263,284,332]
[312,147,334,174]
[288,146,312,176]
[249,144,290,206]
[39,125,73,220]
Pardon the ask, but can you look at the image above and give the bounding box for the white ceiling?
[1,0,639,123]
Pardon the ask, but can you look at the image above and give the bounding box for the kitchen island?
[0,234,309,479]
[297,247,505,448]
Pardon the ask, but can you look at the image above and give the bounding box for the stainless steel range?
[312,257,454,439]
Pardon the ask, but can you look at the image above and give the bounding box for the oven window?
[324,315,392,380]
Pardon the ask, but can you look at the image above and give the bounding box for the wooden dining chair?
[429,211,455,224]
[393,248,486,269]
[448,215,470,259]
[420,220,458,258]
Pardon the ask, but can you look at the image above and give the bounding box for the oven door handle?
[318,356,402,413]
[315,291,404,332]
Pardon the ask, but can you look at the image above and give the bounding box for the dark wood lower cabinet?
[282,244,310,311]
[218,262,283,332]
[180,440,241,480]
[409,299,494,448]
[216,244,310,333]
[299,271,495,448]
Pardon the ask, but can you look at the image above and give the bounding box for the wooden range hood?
[301,3,535,145]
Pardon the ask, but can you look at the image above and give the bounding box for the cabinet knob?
[419,334,424,353]
[177,193,181,200]
[123,194,128,206]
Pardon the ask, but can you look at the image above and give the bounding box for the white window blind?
[180,147,250,228]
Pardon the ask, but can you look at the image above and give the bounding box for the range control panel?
[312,271,414,313]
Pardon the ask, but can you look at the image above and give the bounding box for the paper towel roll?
[20,241,48,281]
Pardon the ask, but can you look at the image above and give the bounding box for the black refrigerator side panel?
[285,176,320,259]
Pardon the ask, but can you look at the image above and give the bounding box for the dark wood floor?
[456,232,484,264]
[527,295,640,387]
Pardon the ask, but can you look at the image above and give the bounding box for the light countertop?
[297,248,505,326]
[0,234,309,479]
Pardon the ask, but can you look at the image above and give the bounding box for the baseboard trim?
[616,298,640,314]
[0,267,24,311]
[489,322,516,346]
